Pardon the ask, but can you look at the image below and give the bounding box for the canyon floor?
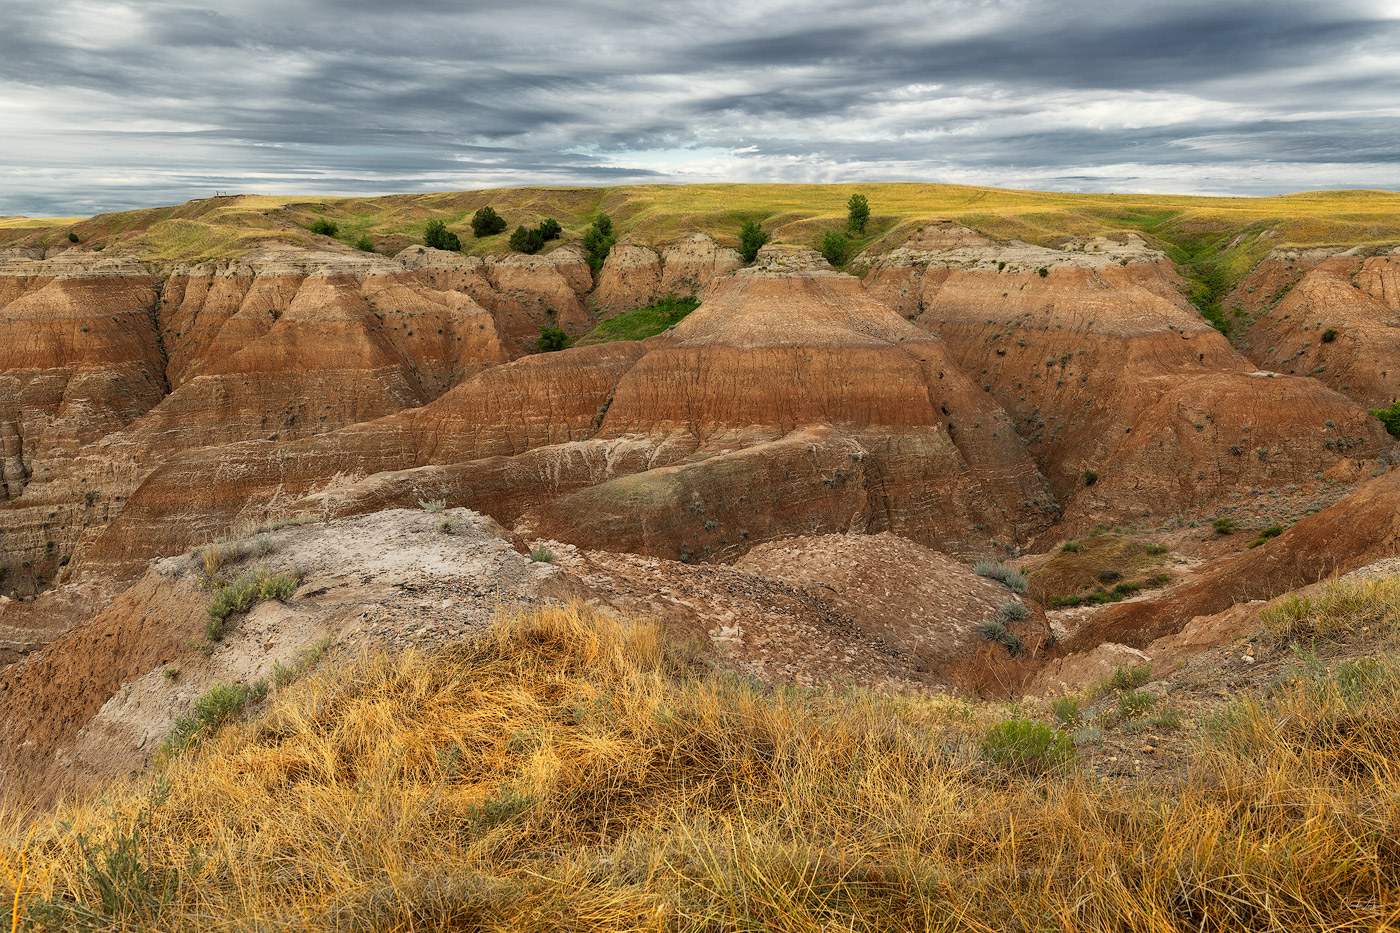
[1,183,1399,930]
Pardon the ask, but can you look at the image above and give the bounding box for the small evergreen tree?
[354,234,375,252]
[582,214,616,274]
[471,206,508,237]
[423,219,461,251]
[1370,400,1400,438]
[846,193,869,234]
[538,218,562,241]
[738,219,769,263]
[509,225,546,254]
[309,218,339,237]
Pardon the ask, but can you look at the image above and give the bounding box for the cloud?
[1,0,1398,215]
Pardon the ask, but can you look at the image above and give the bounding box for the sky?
[2,0,1399,216]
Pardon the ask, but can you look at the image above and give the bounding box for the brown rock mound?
[864,234,1390,527]
[1243,249,1400,408]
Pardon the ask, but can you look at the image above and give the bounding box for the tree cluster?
[582,214,616,273]
[423,219,461,252]
[509,218,563,255]
[471,206,508,237]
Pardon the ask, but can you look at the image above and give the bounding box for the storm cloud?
[2,0,1398,215]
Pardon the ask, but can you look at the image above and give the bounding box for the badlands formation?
[0,185,1397,795]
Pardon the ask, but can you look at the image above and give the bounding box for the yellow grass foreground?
[3,603,1398,931]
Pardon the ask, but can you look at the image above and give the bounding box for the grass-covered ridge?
[577,295,701,345]
[3,184,1398,268]
[4,597,1399,932]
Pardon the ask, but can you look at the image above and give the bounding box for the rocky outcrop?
[593,234,745,313]
[862,230,1391,528]
[69,246,1054,582]
[1243,249,1400,408]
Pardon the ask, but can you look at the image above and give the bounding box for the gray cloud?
[2,0,1398,216]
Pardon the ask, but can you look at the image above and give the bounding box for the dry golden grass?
[2,602,1399,931]
[2,183,1397,266]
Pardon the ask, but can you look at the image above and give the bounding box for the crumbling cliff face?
[1241,249,1400,409]
[861,226,1390,529]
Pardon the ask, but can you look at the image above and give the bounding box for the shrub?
[974,561,1028,593]
[254,534,274,556]
[309,218,338,237]
[996,599,1029,623]
[1061,540,1082,553]
[582,214,616,273]
[530,544,556,564]
[418,498,446,513]
[1116,688,1155,719]
[977,619,1008,642]
[1083,469,1098,486]
[1212,517,1238,535]
[845,193,869,234]
[1037,266,1049,278]
[1051,695,1081,726]
[510,219,562,254]
[1370,400,1400,438]
[1106,664,1151,692]
[1144,543,1169,555]
[981,719,1077,775]
[67,231,79,243]
[509,225,543,254]
[423,219,462,252]
[205,569,298,640]
[1321,328,1338,343]
[738,219,769,263]
[161,680,269,757]
[471,205,508,237]
[819,230,850,267]
[354,234,375,252]
[536,323,572,352]
[438,517,455,534]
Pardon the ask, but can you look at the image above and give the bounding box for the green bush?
[509,225,544,254]
[471,205,508,237]
[536,323,572,352]
[1061,540,1082,553]
[161,681,268,757]
[354,234,375,252]
[1212,517,1238,535]
[738,219,769,263]
[1370,400,1400,438]
[845,193,869,234]
[509,218,562,254]
[418,498,446,512]
[1037,266,1049,278]
[582,214,616,273]
[309,218,338,237]
[423,219,462,252]
[1083,469,1098,486]
[530,544,557,564]
[67,231,79,243]
[1321,328,1338,343]
[819,230,850,267]
[205,570,299,640]
[981,719,1077,775]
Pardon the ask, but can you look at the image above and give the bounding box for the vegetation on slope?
[577,295,701,345]
[4,184,1397,270]
[4,594,1399,932]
